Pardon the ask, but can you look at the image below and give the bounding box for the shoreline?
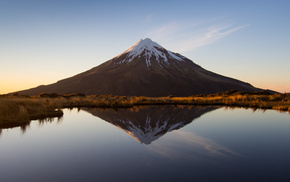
[1,91,289,128]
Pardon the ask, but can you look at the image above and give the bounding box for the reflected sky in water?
[0,106,290,182]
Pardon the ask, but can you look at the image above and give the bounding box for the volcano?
[19,38,259,96]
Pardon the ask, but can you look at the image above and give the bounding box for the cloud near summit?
[146,20,249,53]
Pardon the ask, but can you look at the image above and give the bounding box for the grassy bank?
[0,97,63,128]
[1,90,289,127]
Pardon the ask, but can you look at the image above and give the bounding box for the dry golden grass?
[0,97,63,128]
[1,91,289,127]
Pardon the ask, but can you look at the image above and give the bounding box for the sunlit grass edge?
[1,90,289,127]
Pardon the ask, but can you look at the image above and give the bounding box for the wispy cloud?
[146,19,249,53]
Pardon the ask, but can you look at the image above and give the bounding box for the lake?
[0,106,290,182]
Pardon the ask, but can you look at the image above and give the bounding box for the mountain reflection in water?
[1,106,290,181]
[83,105,217,144]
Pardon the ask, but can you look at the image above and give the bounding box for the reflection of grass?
[1,90,290,126]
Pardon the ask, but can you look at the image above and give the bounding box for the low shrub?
[63,93,86,99]
[39,93,61,98]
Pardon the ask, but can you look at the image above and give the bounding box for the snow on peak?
[116,38,185,67]
[124,38,164,54]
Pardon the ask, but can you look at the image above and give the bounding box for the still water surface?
[0,106,290,182]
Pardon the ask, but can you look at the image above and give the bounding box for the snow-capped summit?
[124,38,164,54]
[115,38,185,66]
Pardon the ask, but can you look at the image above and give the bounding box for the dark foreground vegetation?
[1,90,289,127]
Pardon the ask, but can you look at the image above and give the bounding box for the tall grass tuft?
[0,97,63,128]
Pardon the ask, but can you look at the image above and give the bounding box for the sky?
[0,0,290,94]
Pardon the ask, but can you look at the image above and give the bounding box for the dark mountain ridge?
[18,38,260,96]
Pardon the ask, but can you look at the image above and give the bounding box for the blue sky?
[1,0,289,94]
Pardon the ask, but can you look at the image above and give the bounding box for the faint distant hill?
[18,38,260,96]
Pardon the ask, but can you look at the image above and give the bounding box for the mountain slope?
[19,38,259,96]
